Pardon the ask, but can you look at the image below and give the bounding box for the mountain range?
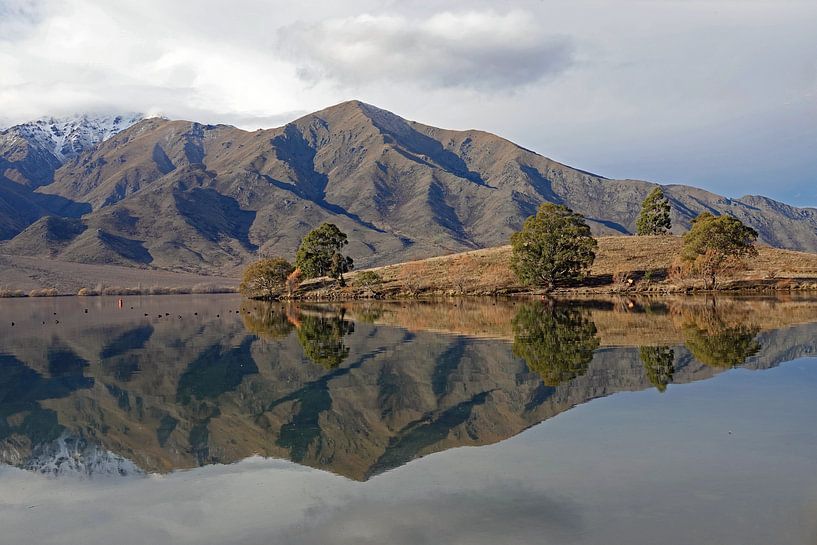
[1,101,815,274]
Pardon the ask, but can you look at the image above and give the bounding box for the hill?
[0,101,815,275]
[297,235,817,298]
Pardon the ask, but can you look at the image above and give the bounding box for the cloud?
[0,0,46,38]
[278,11,574,91]
[0,0,815,205]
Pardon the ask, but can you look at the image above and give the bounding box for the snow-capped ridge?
[19,434,142,478]
[4,112,143,162]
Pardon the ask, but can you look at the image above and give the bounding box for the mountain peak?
[3,112,143,163]
[302,100,405,127]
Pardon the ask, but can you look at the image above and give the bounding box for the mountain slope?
[0,101,814,272]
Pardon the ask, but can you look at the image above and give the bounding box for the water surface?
[0,294,816,544]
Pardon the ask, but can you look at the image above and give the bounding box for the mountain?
[0,113,142,188]
[0,101,815,273]
[0,113,140,240]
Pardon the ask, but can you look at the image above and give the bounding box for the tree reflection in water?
[512,301,600,386]
[295,312,355,369]
[679,303,761,368]
[639,346,675,392]
[242,304,295,340]
[243,302,355,369]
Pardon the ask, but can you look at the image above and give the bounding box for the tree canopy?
[681,212,758,289]
[636,187,672,235]
[512,301,600,386]
[510,203,597,291]
[239,257,294,300]
[295,223,354,285]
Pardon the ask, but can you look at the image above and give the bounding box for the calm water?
[0,294,816,544]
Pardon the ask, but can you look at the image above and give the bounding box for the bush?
[285,268,303,296]
[240,257,294,299]
[353,270,382,288]
[511,203,597,291]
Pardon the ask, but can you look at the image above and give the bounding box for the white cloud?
[277,11,574,91]
[0,0,815,205]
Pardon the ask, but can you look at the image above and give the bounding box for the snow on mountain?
[13,434,143,478]
[3,112,143,163]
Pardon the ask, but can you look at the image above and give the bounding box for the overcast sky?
[1,0,815,206]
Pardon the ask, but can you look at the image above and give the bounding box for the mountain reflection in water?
[0,294,815,479]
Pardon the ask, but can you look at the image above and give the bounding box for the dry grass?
[0,288,27,298]
[28,288,59,297]
[298,236,817,299]
[76,284,237,296]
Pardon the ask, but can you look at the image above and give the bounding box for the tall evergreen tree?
[636,187,672,235]
[295,223,354,284]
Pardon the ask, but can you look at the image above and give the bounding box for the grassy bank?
[0,253,239,297]
[296,235,817,299]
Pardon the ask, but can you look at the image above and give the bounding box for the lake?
[0,294,816,545]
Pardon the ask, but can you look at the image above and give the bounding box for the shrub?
[240,257,294,299]
[285,268,303,296]
[353,270,382,288]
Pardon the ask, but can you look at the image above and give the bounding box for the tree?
[240,257,294,299]
[512,301,600,386]
[510,203,597,291]
[330,252,354,287]
[636,187,672,235]
[295,223,354,285]
[639,346,675,392]
[681,213,758,289]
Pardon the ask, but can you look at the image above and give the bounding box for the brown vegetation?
[296,235,817,299]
